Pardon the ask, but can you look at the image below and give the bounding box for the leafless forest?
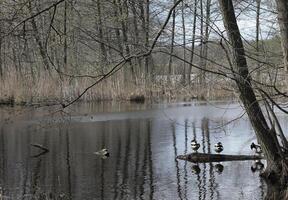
[0,0,284,105]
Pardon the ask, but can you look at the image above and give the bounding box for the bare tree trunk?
[256,0,261,82]
[145,0,151,82]
[198,0,211,88]
[202,0,211,97]
[181,1,186,85]
[275,0,288,72]
[112,0,123,54]
[199,0,204,87]
[118,0,136,85]
[28,2,50,71]
[275,0,288,90]
[188,0,198,86]
[218,0,286,181]
[139,0,145,69]
[96,0,108,70]
[131,0,142,80]
[0,37,2,77]
[63,0,68,71]
[112,0,125,87]
[168,0,176,85]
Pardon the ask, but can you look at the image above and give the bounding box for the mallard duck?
[191,139,200,152]
[94,148,110,157]
[214,142,223,153]
[250,142,262,154]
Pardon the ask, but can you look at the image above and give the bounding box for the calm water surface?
[1,101,287,200]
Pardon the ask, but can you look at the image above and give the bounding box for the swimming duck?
[94,148,110,157]
[191,139,200,152]
[214,142,224,153]
[250,142,262,154]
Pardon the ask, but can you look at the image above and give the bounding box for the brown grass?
[0,68,235,106]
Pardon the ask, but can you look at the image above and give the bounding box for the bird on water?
[214,142,224,154]
[94,148,110,158]
[191,139,200,152]
[250,142,262,154]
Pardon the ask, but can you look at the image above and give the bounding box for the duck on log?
[177,153,264,163]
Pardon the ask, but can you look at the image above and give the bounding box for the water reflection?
[191,165,201,175]
[214,164,224,174]
[172,122,183,200]
[251,161,265,173]
[0,101,275,199]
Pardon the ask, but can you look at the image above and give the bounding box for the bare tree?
[63,0,68,70]
[275,0,288,74]
[188,0,198,86]
[255,0,261,81]
[168,0,176,84]
[28,1,50,71]
[181,1,186,84]
[219,0,288,193]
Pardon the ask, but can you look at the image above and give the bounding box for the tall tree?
[28,1,50,71]
[144,0,151,82]
[255,0,261,81]
[200,0,211,98]
[218,0,288,189]
[181,1,186,84]
[0,35,2,78]
[130,0,143,75]
[275,0,288,81]
[95,0,108,72]
[168,0,176,84]
[118,0,136,84]
[188,0,198,86]
[199,0,204,86]
[112,0,123,54]
[63,0,68,70]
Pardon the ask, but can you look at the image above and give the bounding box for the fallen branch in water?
[177,152,263,163]
[30,143,49,152]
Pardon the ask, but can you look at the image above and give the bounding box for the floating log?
[177,153,264,163]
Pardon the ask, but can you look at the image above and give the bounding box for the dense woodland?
[0,0,283,104]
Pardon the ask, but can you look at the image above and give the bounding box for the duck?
[191,139,200,152]
[94,148,110,157]
[250,142,262,154]
[214,142,224,153]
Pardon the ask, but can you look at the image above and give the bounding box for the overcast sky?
[153,0,279,44]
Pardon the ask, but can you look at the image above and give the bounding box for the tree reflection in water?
[1,102,285,199]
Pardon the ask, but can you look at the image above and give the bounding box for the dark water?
[1,101,285,200]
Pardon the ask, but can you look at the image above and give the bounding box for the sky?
[152,0,279,44]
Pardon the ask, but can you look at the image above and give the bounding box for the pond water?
[1,101,287,200]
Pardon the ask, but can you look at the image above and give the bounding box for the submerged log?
[177,153,264,163]
[30,143,49,152]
